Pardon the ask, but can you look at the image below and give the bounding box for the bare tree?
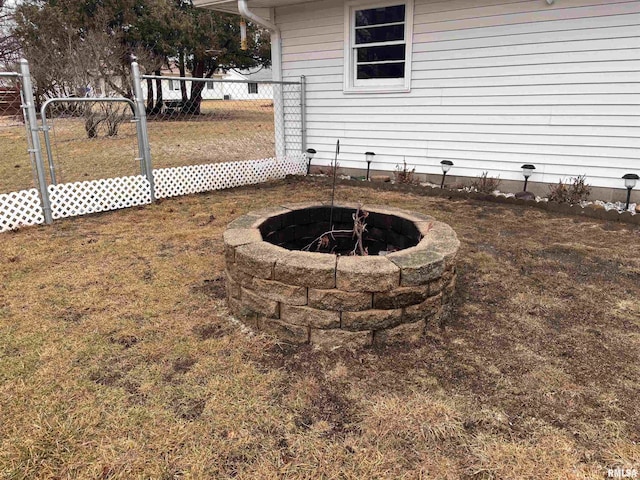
[11,0,271,118]
[12,3,140,137]
[0,1,21,69]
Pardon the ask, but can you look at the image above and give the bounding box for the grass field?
[0,100,275,194]
[0,178,638,478]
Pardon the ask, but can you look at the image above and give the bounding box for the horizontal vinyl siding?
[277,0,640,188]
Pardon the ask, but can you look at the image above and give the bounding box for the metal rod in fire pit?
[329,139,340,227]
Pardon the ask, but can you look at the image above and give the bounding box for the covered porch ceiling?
[193,0,318,14]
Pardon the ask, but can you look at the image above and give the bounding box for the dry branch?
[301,205,369,255]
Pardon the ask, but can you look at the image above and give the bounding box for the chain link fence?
[281,81,303,158]
[141,76,302,168]
[1,61,307,231]
[0,72,34,194]
[0,71,304,194]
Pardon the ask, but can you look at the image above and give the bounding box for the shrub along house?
[194,0,640,201]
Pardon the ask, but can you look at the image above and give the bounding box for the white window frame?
[344,0,413,94]
[247,82,259,94]
[169,79,181,91]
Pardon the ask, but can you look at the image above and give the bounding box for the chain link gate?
[39,96,153,219]
[0,62,47,231]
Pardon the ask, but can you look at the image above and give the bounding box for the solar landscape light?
[622,173,639,211]
[365,151,375,180]
[305,148,316,174]
[440,160,453,188]
[521,164,536,192]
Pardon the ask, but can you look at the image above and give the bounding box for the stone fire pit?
[223,203,459,347]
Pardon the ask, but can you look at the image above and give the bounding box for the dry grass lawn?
[0,100,275,194]
[0,178,639,479]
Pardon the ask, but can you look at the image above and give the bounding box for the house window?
[169,79,181,91]
[247,83,258,94]
[206,81,214,90]
[344,0,413,93]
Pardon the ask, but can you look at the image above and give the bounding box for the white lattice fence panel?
[280,153,307,176]
[154,154,307,199]
[48,175,151,219]
[0,189,45,232]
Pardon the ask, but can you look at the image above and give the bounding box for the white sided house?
[224,68,275,100]
[195,0,640,200]
[142,68,274,102]
[140,69,226,101]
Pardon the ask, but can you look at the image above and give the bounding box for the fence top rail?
[0,72,20,78]
[140,74,301,86]
[40,96,136,115]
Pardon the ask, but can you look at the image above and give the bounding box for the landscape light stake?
[440,160,453,188]
[622,173,639,211]
[305,148,316,174]
[329,140,340,227]
[365,151,375,180]
[521,164,536,192]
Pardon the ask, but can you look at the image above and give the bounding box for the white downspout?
[238,0,286,160]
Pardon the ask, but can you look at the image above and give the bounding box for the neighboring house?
[142,69,225,101]
[223,68,274,100]
[194,0,640,198]
[142,67,273,102]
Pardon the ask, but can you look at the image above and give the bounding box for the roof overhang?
[194,0,318,14]
[193,0,239,14]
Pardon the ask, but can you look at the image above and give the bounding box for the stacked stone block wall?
[223,203,459,347]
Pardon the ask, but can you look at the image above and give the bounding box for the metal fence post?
[130,66,147,177]
[19,59,53,224]
[39,107,57,185]
[130,61,155,202]
[300,75,306,155]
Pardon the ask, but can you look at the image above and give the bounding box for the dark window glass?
[357,62,405,79]
[248,83,258,94]
[357,44,405,63]
[355,5,405,27]
[355,24,404,44]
